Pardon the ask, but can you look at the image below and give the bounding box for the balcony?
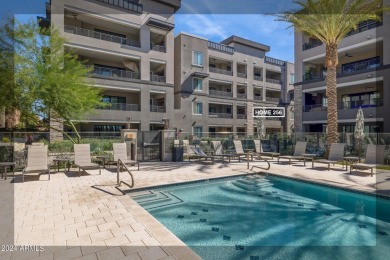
[97,103,140,111]
[150,43,166,52]
[237,73,247,78]
[209,113,233,119]
[237,114,247,119]
[209,90,233,97]
[150,105,166,113]
[254,76,263,81]
[237,93,247,99]
[304,98,383,112]
[265,56,285,66]
[266,78,282,84]
[92,66,140,80]
[207,41,235,54]
[266,97,280,103]
[254,96,262,101]
[150,75,166,83]
[64,25,141,48]
[95,0,143,14]
[209,67,233,76]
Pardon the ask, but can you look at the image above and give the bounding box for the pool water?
[130,175,390,260]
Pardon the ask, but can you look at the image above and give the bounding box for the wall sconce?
[183,44,187,47]
[366,35,371,39]
[368,74,372,78]
[192,121,197,126]
[192,97,197,101]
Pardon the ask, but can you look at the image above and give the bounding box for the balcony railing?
[304,99,383,112]
[207,41,235,54]
[266,78,282,84]
[342,57,381,74]
[150,105,166,113]
[150,42,166,52]
[97,103,140,111]
[92,66,140,79]
[254,75,263,81]
[209,112,233,118]
[254,96,262,101]
[303,42,323,51]
[237,72,247,78]
[237,114,247,119]
[150,74,166,83]
[64,25,141,48]
[237,93,247,99]
[209,90,233,97]
[209,67,233,76]
[266,97,280,103]
[95,0,143,14]
[265,56,285,66]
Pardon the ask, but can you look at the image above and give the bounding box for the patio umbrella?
[256,118,266,139]
[354,108,365,159]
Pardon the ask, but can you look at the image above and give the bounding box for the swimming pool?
[130,174,390,260]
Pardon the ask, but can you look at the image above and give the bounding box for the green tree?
[279,0,388,153]
[0,18,105,143]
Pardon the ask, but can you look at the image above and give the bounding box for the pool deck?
[1,158,390,260]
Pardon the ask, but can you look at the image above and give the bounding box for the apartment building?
[173,33,295,137]
[42,0,180,134]
[294,0,390,133]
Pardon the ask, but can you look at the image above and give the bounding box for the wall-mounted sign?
[253,107,285,118]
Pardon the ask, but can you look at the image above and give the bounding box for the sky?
[1,0,295,63]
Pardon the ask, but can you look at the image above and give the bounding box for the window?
[94,125,124,132]
[192,78,203,91]
[193,102,203,115]
[192,51,203,66]
[290,73,295,84]
[193,126,203,138]
[102,95,126,104]
[342,92,381,109]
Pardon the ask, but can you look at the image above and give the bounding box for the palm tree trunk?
[325,44,339,156]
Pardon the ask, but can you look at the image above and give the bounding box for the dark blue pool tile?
[310,208,318,211]
[258,194,263,197]
[265,192,271,195]
[275,196,281,199]
[378,231,388,235]
[298,203,304,207]
[202,209,209,212]
[200,218,207,222]
[223,235,231,241]
[272,191,277,193]
[358,224,367,229]
[212,227,220,232]
[177,215,184,219]
[286,200,293,203]
[324,213,332,216]
[235,245,244,251]
[250,256,260,260]
[340,218,350,222]
[191,212,197,215]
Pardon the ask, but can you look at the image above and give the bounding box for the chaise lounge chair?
[233,140,253,160]
[312,143,346,171]
[253,139,280,159]
[350,144,386,177]
[211,141,241,162]
[189,146,216,164]
[113,143,139,170]
[74,144,101,176]
[22,145,50,183]
[278,141,307,164]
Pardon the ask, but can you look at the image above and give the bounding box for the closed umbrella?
[354,108,365,159]
[256,118,266,139]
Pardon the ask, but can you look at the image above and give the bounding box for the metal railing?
[64,25,140,48]
[95,0,143,14]
[150,74,166,83]
[265,56,285,66]
[237,114,247,119]
[266,97,280,103]
[92,66,140,79]
[303,99,383,112]
[209,90,233,97]
[342,57,381,74]
[266,78,282,84]
[254,96,263,101]
[207,41,235,54]
[303,104,327,112]
[209,112,233,118]
[116,159,134,188]
[209,67,233,76]
[302,42,323,51]
[150,42,166,52]
[237,93,247,99]
[254,75,263,81]
[237,72,247,78]
[150,105,166,113]
[96,103,140,111]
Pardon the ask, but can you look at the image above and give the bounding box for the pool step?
[131,191,184,210]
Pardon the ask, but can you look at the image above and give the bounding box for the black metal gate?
[137,131,162,161]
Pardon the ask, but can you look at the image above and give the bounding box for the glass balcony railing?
[150,75,166,83]
[237,114,247,119]
[237,93,247,99]
[65,25,140,48]
[266,78,282,84]
[150,42,166,52]
[209,112,233,118]
[254,96,262,101]
[209,90,233,97]
[96,103,140,111]
[209,67,233,76]
[92,66,140,79]
[237,72,247,78]
[304,99,383,112]
[150,105,166,113]
[95,0,143,13]
[253,75,263,81]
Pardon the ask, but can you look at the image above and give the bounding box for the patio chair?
[233,140,253,160]
[312,143,346,171]
[350,144,386,177]
[277,141,307,164]
[253,140,280,159]
[211,141,241,162]
[74,144,101,176]
[189,146,216,164]
[113,143,139,170]
[22,145,50,183]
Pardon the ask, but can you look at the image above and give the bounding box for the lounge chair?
[74,144,101,176]
[211,141,241,162]
[350,144,386,177]
[233,140,253,160]
[278,141,307,164]
[113,143,139,170]
[22,145,50,182]
[189,146,216,164]
[253,140,280,159]
[312,143,346,171]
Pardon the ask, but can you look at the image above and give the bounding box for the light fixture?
[366,35,371,39]
[368,74,372,78]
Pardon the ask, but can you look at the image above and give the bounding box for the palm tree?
[279,0,388,153]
